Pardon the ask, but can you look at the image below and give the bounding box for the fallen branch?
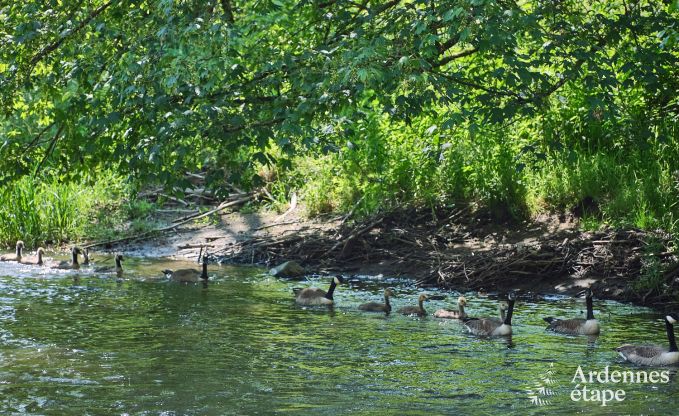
[254,220,299,231]
[83,195,255,249]
[177,243,215,250]
[171,192,255,223]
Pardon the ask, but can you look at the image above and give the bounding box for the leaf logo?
[526,362,558,407]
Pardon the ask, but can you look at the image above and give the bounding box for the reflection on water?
[1,254,678,415]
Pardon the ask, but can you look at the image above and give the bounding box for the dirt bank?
[103,203,679,310]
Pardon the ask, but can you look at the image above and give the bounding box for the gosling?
[359,288,396,314]
[0,240,25,262]
[544,288,600,335]
[294,276,344,306]
[398,294,429,317]
[616,314,679,366]
[163,255,209,283]
[52,247,81,270]
[464,294,515,336]
[433,296,468,319]
[94,253,124,277]
[24,247,46,266]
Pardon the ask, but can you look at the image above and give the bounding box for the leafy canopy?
[0,0,677,189]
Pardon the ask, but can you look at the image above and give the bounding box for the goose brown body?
[433,296,467,319]
[295,276,344,305]
[164,256,209,283]
[24,247,46,266]
[544,289,600,335]
[398,294,429,317]
[359,289,395,313]
[95,254,124,277]
[464,296,515,337]
[616,314,679,366]
[0,240,25,263]
[50,247,81,270]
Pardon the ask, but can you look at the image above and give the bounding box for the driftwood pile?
[215,207,679,306]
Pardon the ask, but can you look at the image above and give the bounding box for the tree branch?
[433,47,478,68]
[33,124,64,177]
[29,1,113,70]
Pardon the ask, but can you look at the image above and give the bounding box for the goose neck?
[418,298,426,314]
[324,279,338,300]
[586,295,595,320]
[504,300,515,325]
[201,261,208,280]
[667,318,678,352]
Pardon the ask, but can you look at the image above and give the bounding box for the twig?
[274,192,298,222]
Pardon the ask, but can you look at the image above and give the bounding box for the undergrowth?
[0,172,156,248]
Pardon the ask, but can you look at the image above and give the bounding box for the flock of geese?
[294,275,679,367]
[2,240,679,366]
[0,240,207,283]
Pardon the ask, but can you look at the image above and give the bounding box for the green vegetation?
[0,0,678,247]
[0,173,157,248]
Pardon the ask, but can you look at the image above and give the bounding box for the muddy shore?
[102,204,679,310]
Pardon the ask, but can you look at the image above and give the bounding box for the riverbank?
[92,201,679,311]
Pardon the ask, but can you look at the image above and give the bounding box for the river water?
[1,254,678,415]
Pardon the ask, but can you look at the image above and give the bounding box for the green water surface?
[1,254,678,415]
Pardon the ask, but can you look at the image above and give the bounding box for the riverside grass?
[0,173,130,248]
[270,105,679,236]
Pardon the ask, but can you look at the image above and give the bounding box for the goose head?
[458,296,467,307]
[667,313,679,325]
[418,294,429,303]
[384,288,396,298]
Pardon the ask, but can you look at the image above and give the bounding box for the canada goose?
[398,294,429,317]
[24,247,46,266]
[294,276,344,306]
[464,294,515,336]
[478,288,488,297]
[359,288,396,314]
[544,288,600,335]
[94,254,124,277]
[433,296,468,319]
[163,255,209,283]
[51,247,81,270]
[616,314,679,366]
[0,240,25,262]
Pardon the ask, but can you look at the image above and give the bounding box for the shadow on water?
[1,254,679,414]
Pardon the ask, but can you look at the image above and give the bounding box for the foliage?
[0,0,678,258]
[0,173,146,247]
[0,0,677,191]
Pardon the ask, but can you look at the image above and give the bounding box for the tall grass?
[0,173,129,248]
[268,90,679,237]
